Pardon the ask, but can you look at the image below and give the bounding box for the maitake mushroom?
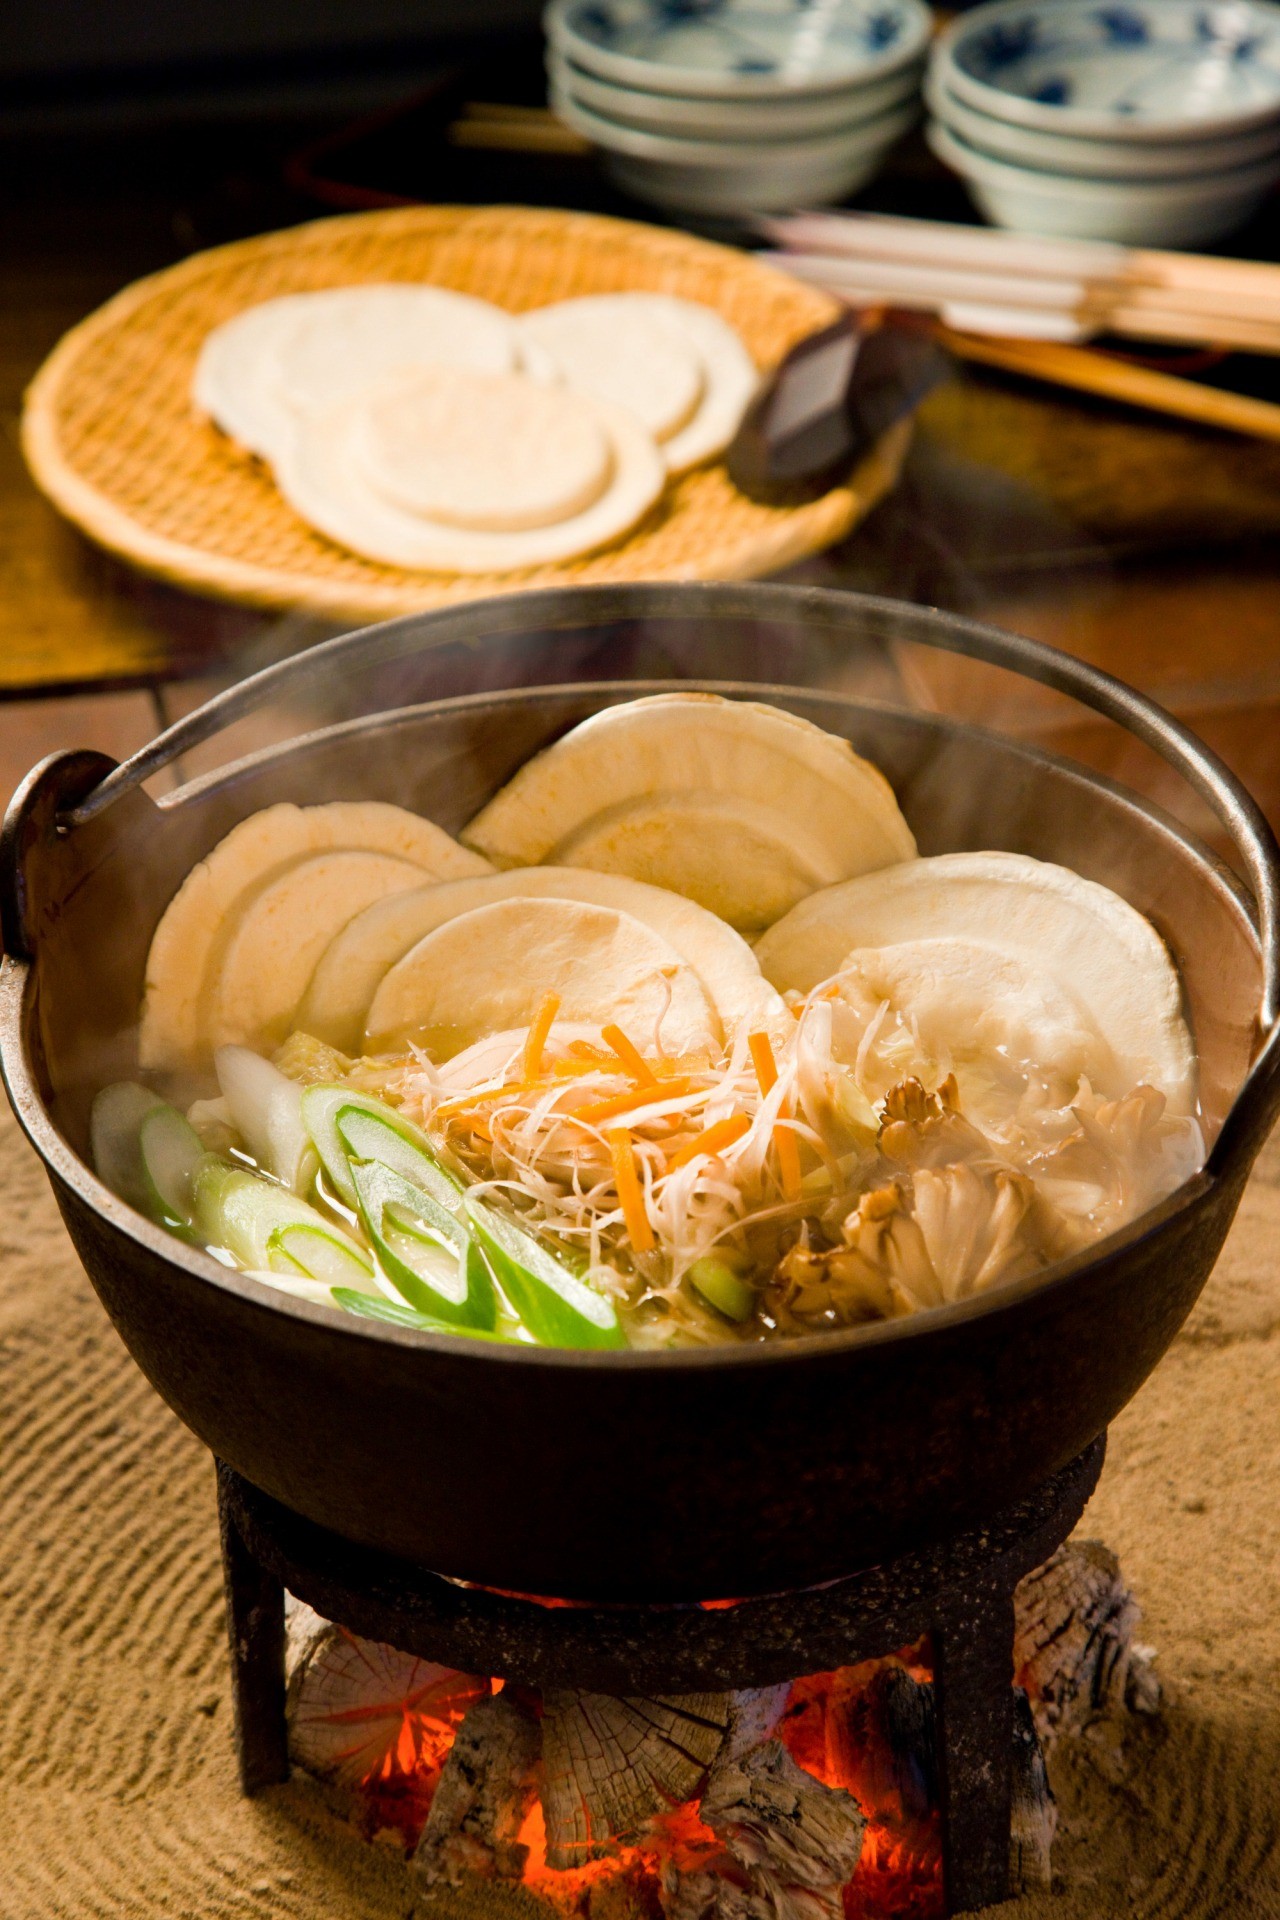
[768,1076,1048,1330]
[877,1074,993,1169]
[1028,1082,1203,1253]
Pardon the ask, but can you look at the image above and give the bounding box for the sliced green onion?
[466,1198,624,1351]
[331,1287,508,1340]
[91,1082,168,1213]
[266,1222,376,1289]
[215,1045,317,1194]
[192,1156,365,1272]
[689,1256,755,1324]
[351,1160,495,1329]
[301,1085,451,1208]
[335,1104,461,1210]
[138,1104,206,1229]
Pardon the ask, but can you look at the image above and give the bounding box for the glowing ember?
[290,1637,945,1914]
[286,1619,489,1846]
[781,1657,943,1920]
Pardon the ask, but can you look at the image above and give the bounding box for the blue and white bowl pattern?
[552,48,925,136]
[925,64,1280,176]
[939,0,1280,136]
[928,0,1280,240]
[547,0,934,96]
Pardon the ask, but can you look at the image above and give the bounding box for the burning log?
[1014,1540,1160,1743]
[541,1691,733,1867]
[814,1657,1055,1899]
[412,1690,542,1890]
[284,1601,487,1831]
[723,1686,791,1762]
[663,1739,866,1920]
[1009,1686,1056,1893]
[826,1661,938,1830]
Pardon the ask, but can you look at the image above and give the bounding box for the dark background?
[0,0,546,134]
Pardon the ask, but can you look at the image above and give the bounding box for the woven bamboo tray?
[21,205,909,622]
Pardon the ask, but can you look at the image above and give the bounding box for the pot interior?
[22,672,1263,1169]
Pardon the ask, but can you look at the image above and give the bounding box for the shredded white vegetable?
[371,959,1204,1350]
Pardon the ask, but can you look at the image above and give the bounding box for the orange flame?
[329,1650,945,1915]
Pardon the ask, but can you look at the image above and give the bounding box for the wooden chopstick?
[936,326,1280,442]
[767,216,1280,436]
[760,249,1092,313]
[762,212,1128,281]
[447,104,590,154]
[1130,247,1280,300]
[771,251,1280,353]
[767,245,1280,354]
[1106,306,1280,352]
[764,213,1280,353]
[769,212,1280,306]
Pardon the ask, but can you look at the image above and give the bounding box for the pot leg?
[217,1463,289,1794]
[933,1581,1015,1915]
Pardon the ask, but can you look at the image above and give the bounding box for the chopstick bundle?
[762,212,1280,354]
[931,326,1280,442]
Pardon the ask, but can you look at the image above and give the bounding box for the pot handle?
[44,581,1280,1031]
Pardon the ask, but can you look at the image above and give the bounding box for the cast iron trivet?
[218,1434,1105,1914]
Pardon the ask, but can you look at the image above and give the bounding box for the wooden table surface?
[3,117,1280,829]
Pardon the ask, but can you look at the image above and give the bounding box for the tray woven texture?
[21,205,908,622]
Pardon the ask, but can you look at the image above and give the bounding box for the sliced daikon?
[755,851,1196,1112]
[141,800,489,1070]
[206,850,429,1057]
[298,864,784,1053]
[355,368,613,532]
[461,693,916,931]
[627,295,760,473]
[548,792,846,935]
[274,284,516,413]
[272,382,663,573]
[516,294,705,442]
[829,938,1114,1104]
[192,293,318,459]
[364,895,716,1057]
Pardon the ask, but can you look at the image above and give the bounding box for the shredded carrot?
[608,1128,654,1253]
[601,1022,658,1086]
[434,1083,512,1118]
[748,1030,779,1096]
[523,992,561,1081]
[578,1078,693,1125]
[567,1039,612,1063]
[773,1117,803,1200]
[749,1029,802,1198]
[461,1115,493,1142]
[665,1112,751,1173]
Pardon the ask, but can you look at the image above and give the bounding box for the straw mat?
[20,205,907,622]
[2,1093,1277,1918]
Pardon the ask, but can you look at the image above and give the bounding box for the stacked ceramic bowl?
[545,0,934,216]
[925,0,1280,245]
